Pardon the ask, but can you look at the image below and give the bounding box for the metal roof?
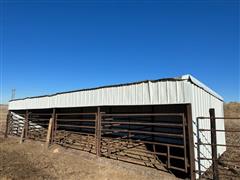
[9,74,223,102]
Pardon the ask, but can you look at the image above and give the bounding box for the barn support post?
[209,108,219,180]
[96,107,101,157]
[46,118,54,148]
[186,104,196,180]
[24,110,29,140]
[50,108,56,145]
[4,111,10,138]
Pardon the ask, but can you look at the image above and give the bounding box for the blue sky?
[0,0,239,103]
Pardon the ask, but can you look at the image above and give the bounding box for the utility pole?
[11,88,16,100]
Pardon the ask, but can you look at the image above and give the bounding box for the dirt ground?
[0,135,176,180]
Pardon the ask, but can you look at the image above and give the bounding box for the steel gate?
[196,109,240,179]
[53,112,97,154]
[99,113,189,173]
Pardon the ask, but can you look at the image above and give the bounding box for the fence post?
[4,111,10,138]
[24,110,29,139]
[46,118,54,148]
[96,107,101,157]
[209,108,219,180]
[50,108,56,145]
[19,126,25,144]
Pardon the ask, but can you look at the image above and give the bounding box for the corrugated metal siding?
[9,80,192,110]
[190,83,225,175]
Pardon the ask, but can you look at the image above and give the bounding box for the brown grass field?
[0,104,8,133]
[218,102,240,179]
[0,103,239,179]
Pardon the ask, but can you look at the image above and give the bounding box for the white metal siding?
[190,83,225,175]
[9,80,192,110]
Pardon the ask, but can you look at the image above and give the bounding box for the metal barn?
[6,74,226,179]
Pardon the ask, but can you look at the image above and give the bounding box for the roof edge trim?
[181,74,223,101]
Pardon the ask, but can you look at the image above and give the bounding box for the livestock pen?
[5,75,226,179]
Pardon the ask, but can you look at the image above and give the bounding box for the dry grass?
[218,102,240,179]
[224,102,240,117]
[0,104,8,133]
[0,136,176,180]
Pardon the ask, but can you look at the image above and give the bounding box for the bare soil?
[0,136,176,180]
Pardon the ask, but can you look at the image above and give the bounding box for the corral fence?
[4,107,194,179]
[5,107,240,180]
[53,112,97,153]
[5,111,51,142]
[6,112,25,137]
[196,109,240,179]
[100,113,188,173]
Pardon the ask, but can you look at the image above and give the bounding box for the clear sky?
[0,0,239,103]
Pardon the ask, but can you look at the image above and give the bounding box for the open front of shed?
[6,74,226,179]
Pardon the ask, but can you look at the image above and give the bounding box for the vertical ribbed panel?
[9,80,195,109]
[190,83,225,175]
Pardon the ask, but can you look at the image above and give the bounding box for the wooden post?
[4,111,10,138]
[50,108,56,145]
[186,104,196,180]
[19,110,28,143]
[19,126,25,144]
[96,107,101,157]
[210,108,219,180]
[46,118,53,148]
[24,110,29,139]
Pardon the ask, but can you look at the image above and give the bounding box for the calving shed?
[7,74,225,179]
